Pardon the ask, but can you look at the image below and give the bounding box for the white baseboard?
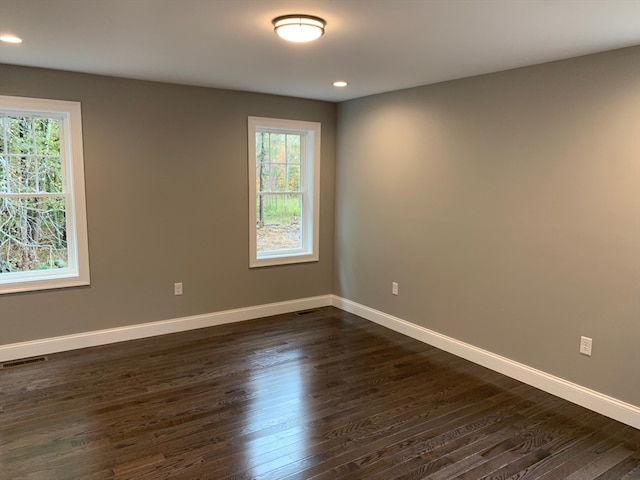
[331,295,640,430]
[3,293,637,429]
[0,295,332,363]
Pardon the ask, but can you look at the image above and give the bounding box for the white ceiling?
[0,0,639,102]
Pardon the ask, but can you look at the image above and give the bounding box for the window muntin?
[0,96,90,294]
[248,117,320,267]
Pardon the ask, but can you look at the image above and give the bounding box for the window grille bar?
[257,191,303,196]
[0,192,68,199]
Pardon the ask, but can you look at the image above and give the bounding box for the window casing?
[248,117,320,267]
[0,96,90,294]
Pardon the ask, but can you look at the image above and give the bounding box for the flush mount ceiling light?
[272,14,326,43]
[0,34,23,44]
[333,81,348,87]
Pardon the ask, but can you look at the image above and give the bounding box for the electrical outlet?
[174,282,183,296]
[392,282,399,296]
[579,336,592,356]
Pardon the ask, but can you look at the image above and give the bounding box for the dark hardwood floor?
[1,307,638,479]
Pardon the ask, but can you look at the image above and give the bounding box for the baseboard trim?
[0,295,332,362]
[331,295,640,429]
[3,293,637,429]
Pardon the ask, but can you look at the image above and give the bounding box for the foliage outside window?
[0,96,89,294]
[248,117,320,267]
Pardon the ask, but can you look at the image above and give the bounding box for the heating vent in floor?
[1,356,49,370]
[295,309,321,316]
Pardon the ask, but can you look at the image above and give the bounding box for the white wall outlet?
[174,282,183,296]
[579,336,592,356]
[392,282,399,296]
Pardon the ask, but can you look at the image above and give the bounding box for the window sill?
[0,274,90,294]
[250,252,319,268]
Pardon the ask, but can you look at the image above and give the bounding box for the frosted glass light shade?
[0,34,22,44]
[272,15,326,43]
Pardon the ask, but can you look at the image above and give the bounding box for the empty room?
[1,1,639,479]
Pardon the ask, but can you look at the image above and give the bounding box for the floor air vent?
[295,309,321,316]
[1,356,49,370]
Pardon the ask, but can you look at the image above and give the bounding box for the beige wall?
[335,47,640,406]
[0,65,336,344]
[2,47,638,408]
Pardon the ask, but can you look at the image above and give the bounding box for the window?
[0,96,89,294]
[248,117,320,267]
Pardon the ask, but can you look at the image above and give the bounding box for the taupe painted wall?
[0,65,336,344]
[2,48,639,408]
[335,47,640,406]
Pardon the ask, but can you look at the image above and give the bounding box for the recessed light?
[0,34,23,44]
[333,81,348,87]
[272,14,326,43]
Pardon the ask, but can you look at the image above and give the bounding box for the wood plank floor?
[1,307,638,479]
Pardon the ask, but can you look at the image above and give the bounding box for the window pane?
[256,194,302,252]
[286,134,300,164]
[0,156,7,193]
[34,118,60,155]
[37,156,63,193]
[7,117,35,155]
[0,117,6,154]
[0,196,68,273]
[258,164,285,192]
[269,133,286,163]
[8,156,37,193]
[287,165,300,191]
[256,132,270,164]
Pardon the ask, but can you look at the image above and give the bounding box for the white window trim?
[0,95,90,294]
[248,116,320,268]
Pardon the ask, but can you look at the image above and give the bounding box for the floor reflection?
[244,347,309,477]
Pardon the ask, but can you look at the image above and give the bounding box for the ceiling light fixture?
[272,14,326,43]
[0,34,23,44]
[333,81,348,87]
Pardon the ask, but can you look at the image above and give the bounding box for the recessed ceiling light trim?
[272,14,326,43]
